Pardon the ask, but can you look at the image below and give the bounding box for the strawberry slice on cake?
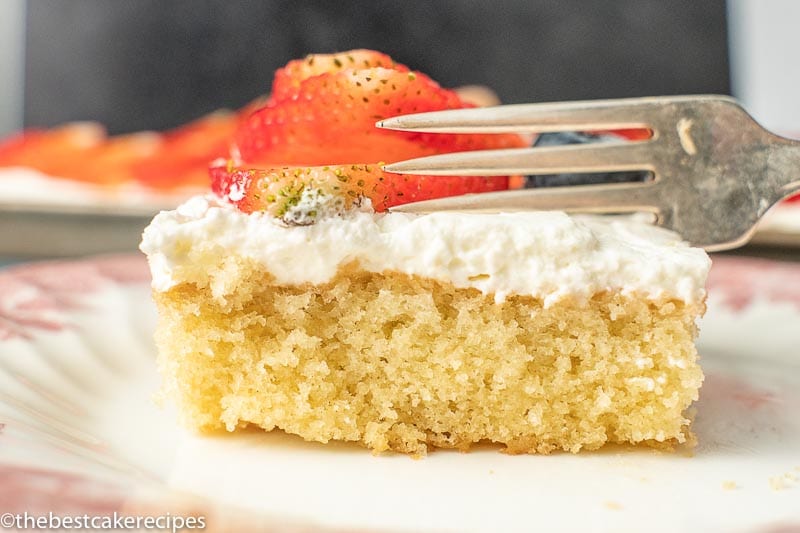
[210,162,508,220]
[215,49,525,220]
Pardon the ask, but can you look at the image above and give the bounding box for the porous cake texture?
[142,197,709,456]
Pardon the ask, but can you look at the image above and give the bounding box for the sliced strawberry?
[236,67,526,166]
[132,112,238,189]
[0,112,239,189]
[607,128,652,141]
[56,132,162,185]
[210,161,507,217]
[0,123,168,185]
[0,123,107,179]
[226,49,526,217]
[271,49,406,102]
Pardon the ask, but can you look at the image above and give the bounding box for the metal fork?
[377,95,800,251]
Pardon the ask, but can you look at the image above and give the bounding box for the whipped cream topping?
[140,195,711,305]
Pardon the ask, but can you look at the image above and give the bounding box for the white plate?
[0,168,200,257]
[1,254,799,532]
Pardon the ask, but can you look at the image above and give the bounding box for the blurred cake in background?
[0,112,239,210]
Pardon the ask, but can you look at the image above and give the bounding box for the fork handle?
[768,137,800,200]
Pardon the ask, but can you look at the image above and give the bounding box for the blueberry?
[531,131,609,147]
[523,132,650,188]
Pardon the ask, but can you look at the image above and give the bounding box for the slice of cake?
[141,194,709,456]
[140,50,710,456]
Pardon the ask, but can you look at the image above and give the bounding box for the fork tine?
[389,182,659,214]
[377,95,730,134]
[383,143,656,176]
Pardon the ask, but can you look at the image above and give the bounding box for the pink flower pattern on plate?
[0,464,129,515]
[707,255,800,312]
[0,255,149,341]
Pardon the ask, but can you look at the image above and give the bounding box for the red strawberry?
[607,128,652,141]
[59,132,162,185]
[0,123,107,178]
[132,112,238,189]
[219,49,525,219]
[235,66,526,166]
[271,49,406,102]
[210,161,507,218]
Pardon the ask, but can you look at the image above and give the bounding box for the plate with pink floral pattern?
[1,254,799,533]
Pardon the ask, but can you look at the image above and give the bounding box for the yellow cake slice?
[140,196,709,456]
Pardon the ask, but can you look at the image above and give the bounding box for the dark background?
[25,0,730,134]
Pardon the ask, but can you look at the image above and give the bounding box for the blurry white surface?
[728,0,800,134]
[0,0,25,136]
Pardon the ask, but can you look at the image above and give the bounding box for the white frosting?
[140,195,710,305]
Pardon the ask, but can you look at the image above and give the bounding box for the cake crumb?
[604,501,623,511]
[769,470,799,491]
[722,481,738,490]
[769,477,786,491]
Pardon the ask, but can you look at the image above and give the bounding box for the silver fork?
[377,95,800,251]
